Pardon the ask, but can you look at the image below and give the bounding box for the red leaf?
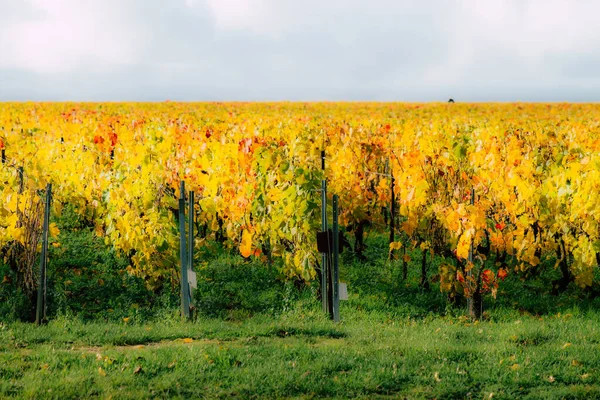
[497,268,508,281]
[109,132,118,147]
[482,269,494,284]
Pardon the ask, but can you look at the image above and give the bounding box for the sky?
[0,0,599,101]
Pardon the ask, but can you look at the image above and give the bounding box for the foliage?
[2,102,600,301]
[192,255,290,319]
[0,205,178,322]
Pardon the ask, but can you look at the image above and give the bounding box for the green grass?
[4,224,600,398]
[2,304,600,399]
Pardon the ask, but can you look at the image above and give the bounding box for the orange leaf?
[497,268,508,281]
[240,230,253,258]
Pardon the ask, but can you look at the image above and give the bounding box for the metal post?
[332,195,340,322]
[321,149,328,314]
[18,167,24,194]
[179,181,190,319]
[389,171,396,259]
[36,184,51,325]
[467,188,475,317]
[188,190,194,310]
[321,180,329,314]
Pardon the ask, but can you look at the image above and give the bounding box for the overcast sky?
[1,0,599,101]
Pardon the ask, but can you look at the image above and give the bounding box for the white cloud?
[1,0,600,100]
[0,0,142,74]
[203,0,274,34]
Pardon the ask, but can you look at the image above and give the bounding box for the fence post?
[332,194,340,322]
[18,167,24,194]
[36,183,51,325]
[187,190,195,316]
[320,150,329,314]
[467,187,479,319]
[179,181,190,319]
[389,169,396,260]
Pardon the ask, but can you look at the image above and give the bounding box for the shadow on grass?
[261,326,347,339]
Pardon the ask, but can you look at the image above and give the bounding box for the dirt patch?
[72,338,230,353]
[67,335,346,353]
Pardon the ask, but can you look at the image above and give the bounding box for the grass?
[3,232,600,398]
[2,304,600,399]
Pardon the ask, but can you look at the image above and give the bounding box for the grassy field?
[3,232,600,399]
[2,305,600,399]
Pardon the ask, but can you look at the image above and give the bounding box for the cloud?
[1,0,599,100]
[0,0,144,74]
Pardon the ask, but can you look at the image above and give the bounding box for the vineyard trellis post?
[467,187,481,319]
[320,150,329,314]
[35,183,52,325]
[332,194,340,322]
[18,167,24,194]
[188,189,195,318]
[389,162,396,260]
[179,180,191,320]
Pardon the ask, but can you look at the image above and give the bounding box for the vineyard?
[4,102,600,398]
[2,102,600,319]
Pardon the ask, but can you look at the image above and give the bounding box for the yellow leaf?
[49,223,60,238]
[98,367,106,377]
[123,317,130,323]
[210,218,219,232]
[510,364,520,371]
[240,230,253,258]
[389,241,403,251]
[182,338,193,343]
[456,230,472,260]
[267,188,282,202]
[6,225,23,243]
[562,342,572,349]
